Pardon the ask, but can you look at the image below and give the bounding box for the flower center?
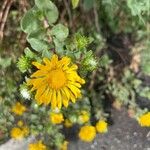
[47,69,66,89]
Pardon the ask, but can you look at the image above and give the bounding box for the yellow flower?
[138,112,150,127]
[17,120,24,127]
[50,112,64,124]
[64,119,73,128]
[78,125,96,142]
[96,120,108,133]
[79,111,90,124]
[10,124,29,139]
[11,127,24,139]
[22,126,30,136]
[29,141,47,150]
[12,102,26,115]
[60,141,69,150]
[27,55,85,109]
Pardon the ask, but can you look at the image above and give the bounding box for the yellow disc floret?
[78,125,96,142]
[138,112,150,127]
[10,126,29,139]
[60,141,69,150]
[29,141,47,150]
[79,111,90,124]
[50,112,64,124]
[12,102,26,115]
[96,120,108,133]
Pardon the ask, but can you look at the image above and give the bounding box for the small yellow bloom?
[12,102,26,115]
[78,125,96,142]
[10,125,29,139]
[50,112,64,124]
[29,141,47,150]
[11,127,24,139]
[64,119,73,128]
[60,141,69,150]
[22,126,29,136]
[96,120,108,133]
[79,111,90,124]
[138,112,150,127]
[27,55,85,109]
[17,121,24,127]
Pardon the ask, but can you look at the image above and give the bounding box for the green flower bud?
[81,51,98,72]
[17,56,31,73]
[74,34,90,49]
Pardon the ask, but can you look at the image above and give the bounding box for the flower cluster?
[78,120,108,142]
[11,102,26,115]
[10,121,29,139]
[29,141,47,150]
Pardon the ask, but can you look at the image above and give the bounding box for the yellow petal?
[43,57,51,66]
[67,84,81,98]
[44,89,53,105]
[51,90,57,109]
[57,90,62,109]
[62,87,70,99]
[32,62,44,69]
[31,70,47,78]
[61,90,69,107]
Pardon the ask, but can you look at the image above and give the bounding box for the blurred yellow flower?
[22,126,29,136]
[96,120,108,133]
[79,111,90,123]
[78,125,96,142]
[29,141,46,150]
[60,141,69,150]
[11,127,24,139]
[50,112,64,124]
[64,119,73,128]
[12,102,26,115]
[27,55,85,109]
[10,126,29,139]
[138,112,150,127]
[17,120,24,127]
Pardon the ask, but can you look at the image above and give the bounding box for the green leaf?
[83,0,94,10]
[0,57,12,68]
[27,29,49,52]
[24,48,36,59]
[35,0,58,24]
[72,0,80,9]
[21,7,41,34]
[53,38,65,55]
[27,38,49,52]
[42,49,52,58]
[51,24,69,41]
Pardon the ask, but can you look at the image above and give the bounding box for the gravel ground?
[69,109,150,150]
[0,108,150,150]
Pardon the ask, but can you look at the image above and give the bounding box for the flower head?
[50,112,64,124]
[17,120,24,127]
[138,112,150,127]
[12,102,26,115]
[60,141,69,150]
[79,111,90,124]
[27,55,85,109]
[10,126,29,139]
[96,120,108,133]
[11,127,24,139]
[78,125,96,142]
[29,141,47,150]
[64,119,73,128]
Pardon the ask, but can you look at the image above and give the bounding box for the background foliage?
[0,0,150,149]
